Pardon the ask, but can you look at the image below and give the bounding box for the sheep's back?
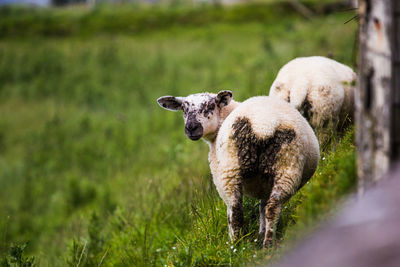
[269,56,356,145]
[216,96,319,193]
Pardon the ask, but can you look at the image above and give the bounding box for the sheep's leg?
[226,190,244,241]
[263,190,284,248]
[258,199,268,239]
[263,178,300,248]
[214,167,244,242]
[262,143,307,248]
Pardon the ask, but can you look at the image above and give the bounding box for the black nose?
[186,123,199,132]
[185,121,203,140]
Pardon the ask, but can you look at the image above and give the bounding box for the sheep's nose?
[186,123,199,132]
[185,121,203,140]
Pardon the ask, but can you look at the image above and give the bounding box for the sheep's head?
[157,91,233,141]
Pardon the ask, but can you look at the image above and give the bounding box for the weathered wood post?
[356,0,400,194]
[392,1,400,163]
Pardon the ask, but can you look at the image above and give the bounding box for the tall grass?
[0,5,357,265]
[0,1,347,38]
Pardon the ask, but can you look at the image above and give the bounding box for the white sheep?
[269,56,357,146]
[157,91,319,247]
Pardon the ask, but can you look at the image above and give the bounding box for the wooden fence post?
[356,0,395,194]
[392,1,400,162]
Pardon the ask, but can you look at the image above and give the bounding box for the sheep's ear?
[216,90,233,108]
[157,96,184,111]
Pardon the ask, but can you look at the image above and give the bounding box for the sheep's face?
[157,91,233,141]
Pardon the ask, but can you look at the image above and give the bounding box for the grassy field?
[0,3,357,266]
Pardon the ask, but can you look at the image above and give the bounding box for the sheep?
[269,56,357,146]
[157,91,319,247]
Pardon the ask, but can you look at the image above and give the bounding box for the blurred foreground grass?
[0,4,357,266]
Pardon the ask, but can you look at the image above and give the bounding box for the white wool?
[158,92,319,247]
[210,96,319,246]
[213,96,319,202]
[269,56,357,145]
[185,93,214,108]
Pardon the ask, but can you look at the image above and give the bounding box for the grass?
[0,3,357,266]
[0,1,350,38]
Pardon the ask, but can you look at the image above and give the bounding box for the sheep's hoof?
[262,239,274,249]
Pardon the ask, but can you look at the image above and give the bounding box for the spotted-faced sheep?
[269,56,357,146]
[157,91,319,247]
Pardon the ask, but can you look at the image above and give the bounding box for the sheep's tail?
[289,79,308,110]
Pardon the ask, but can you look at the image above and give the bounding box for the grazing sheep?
[269,56,357,146]
[157,91,319,247]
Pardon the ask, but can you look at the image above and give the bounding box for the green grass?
[0,4,357,266]
[0,1,350,38]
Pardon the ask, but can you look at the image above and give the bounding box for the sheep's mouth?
[187,134,202,141]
